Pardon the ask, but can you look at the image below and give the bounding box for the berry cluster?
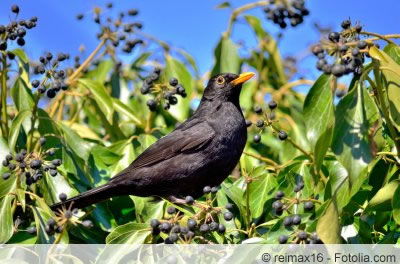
[27,196,93,237]
[263,0,310,29]
[76,2,143,56]
[271,184,321,244]
[31,52,70,98]
[141,68,187,112]
[312,19,373,77]
[0,5,37,52]
[1,137,61,186]
[149,185,232,244]
[248,100,287,143]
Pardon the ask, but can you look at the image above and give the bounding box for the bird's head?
[202,72,255,103]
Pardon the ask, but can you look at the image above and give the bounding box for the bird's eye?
[216,76,225,85]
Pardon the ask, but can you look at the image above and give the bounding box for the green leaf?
[41,169,79,205]
[303,74,334,148]
[383,43,400,66]
[314,124,334,172]
[316,197,341,244]
[0,195,14,244]
[392,183,400,224]
[164,55,193,121]
[131,197,165,223]
[85,60,113,83]
[110,139,135,175]
[8,110,31,152]
[368,180,400,211]
[112,98,143,127]
[106,223,150,244]
[369,46,400,130]
[11,77,34,112]
[216,1,231,9]
[331,82,372,191]
[79,79,114,123]
[58,122,90,161]
[12,49,30,84]
[92,145,122,165]
[211,37,241,77]
[248,167,276,219]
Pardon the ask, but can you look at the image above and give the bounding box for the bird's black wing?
[109,120,215,180]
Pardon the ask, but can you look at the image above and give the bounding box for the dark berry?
[311,45,323,55]
[57,53,66,61]
[47,218,56,227]
[5,154,12,161]
[298,231,308,240]
[328,32,340,42]
[199,223,209,233]
[8,163,16,170]
[27,226,37,235]
[146,99,157,111]
[357,41,368,49]
[331,64,345,77]
[160,222,171,233]
[351,47,360,56]
[50,169,57,177]
[283,216,293,227]
[245,120,252,127]
[304,201,314,210]
[211,186,219,193]
[168,96,178,105]
[275,190,284,199]
[203,186,211,194]
[254,105,263,114]
[171,224,180,233]
[39,137,46,146]
[169,233,179,242]
[278,131,288,140]
[0,41,7,51]
[17,28,26,37]
[256,119,264,128]
[128,9,139,16]
[225,203,233,210]
[19,162,26,169]
[47,88,56,98]
[279,235,288,244]
[167,206,176,214]
[2,160,9,167]
[0,25,5,34]
[187,218,197,230]
[52,159,61,166]
[2,172,11,180]
[185,196,194,204]
[47,149,55,156]
[169,78,179,86]
[209,222,218,231]
[292,215,301,225]
[7,52,15,60]
[82,220,93,228]
[268,100,277,110]
[338,44,348,52]
[30,160,41,169]
[355,25,362,33]
[341,19,351,29]
[218,224,226,233]
[17,38,25,46]
[272,200,283,211]
[11,5,20,13]
[253,134,261,143]
[59,193,67,202]
[150,219,160,228]
[223,211,233,221]
[32,80,40,88]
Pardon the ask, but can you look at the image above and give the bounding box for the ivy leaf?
[11,77,34,112]
[316,197,342,244]
[367,180,400,211]
[106,223,150,244]
[369,46,400,130]
[303,74,334,170]
[211,37,241,76]
[58,122,90,161]
[331,82,372,191]
[0,195,14,244]
[112,98,143,127]
[79,79,114,123]
[8,110,31,152]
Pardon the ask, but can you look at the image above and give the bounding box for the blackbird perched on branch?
[51,72,255,210]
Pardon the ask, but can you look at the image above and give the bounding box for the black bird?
[51,72,255,210]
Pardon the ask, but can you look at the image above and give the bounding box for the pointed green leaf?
[58,122,90,161]
[249,167,277,219]
[211,37,241,76]
[316,197,341,244]
[106,223,150,244]
[331,83,372,190]
[368,180,400,211]
[0,195,14,244]
[112,98,143,127]
[11,77,34,112]
[8,110,31,152]
[392,183,400,224]
[79,79,114,123]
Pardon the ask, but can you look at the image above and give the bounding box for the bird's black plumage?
[51,72,254,210]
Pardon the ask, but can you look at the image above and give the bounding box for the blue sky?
[1,0,399,83]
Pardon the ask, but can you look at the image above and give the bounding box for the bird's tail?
[50,183,117,211]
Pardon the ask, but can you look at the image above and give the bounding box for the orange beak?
[230,72,255,86]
